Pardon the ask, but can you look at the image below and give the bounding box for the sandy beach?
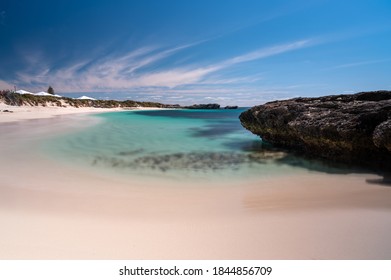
[0,102,132,123]
[1,104,391,259]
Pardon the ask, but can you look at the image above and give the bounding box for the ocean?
[43,108,354,182]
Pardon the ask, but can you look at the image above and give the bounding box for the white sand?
[0,100,170,123]
[1,104,391,259]
[0,102,129,123]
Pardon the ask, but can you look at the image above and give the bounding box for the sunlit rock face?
[240,91,391,170]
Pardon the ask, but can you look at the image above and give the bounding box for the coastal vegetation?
[47,86,55,95]
[0,90,178,108]
[0,90,238,110]
[184,103,220,109]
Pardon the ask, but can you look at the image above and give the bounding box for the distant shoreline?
[0,90,239,110]
[0,90,241,123]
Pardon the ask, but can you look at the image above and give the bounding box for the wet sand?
[1,111,391,259]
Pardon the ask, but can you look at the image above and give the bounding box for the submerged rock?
[239,91,391,169]
[91,151,287,173]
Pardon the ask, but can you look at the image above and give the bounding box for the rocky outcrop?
[184,103,221,109]
[239,91,391,169]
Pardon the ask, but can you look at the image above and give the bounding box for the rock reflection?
[366,174,391,187]
[189,121,242,138]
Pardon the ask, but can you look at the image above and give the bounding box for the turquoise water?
[43,109,349,181]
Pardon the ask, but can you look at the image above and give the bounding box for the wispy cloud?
[223,40,311,65]
[200,74,264,85]
[7,38,314,95]
[328,58,391,69]
[117,83,308,106]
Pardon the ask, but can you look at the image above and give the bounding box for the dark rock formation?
[184,103,220,109]
[224,106,239,109]
[239,91,391,169]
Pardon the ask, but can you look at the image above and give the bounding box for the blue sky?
[1,0,391,106]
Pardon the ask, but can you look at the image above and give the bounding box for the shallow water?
[42,109,359,181]
[1,110,391,260]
